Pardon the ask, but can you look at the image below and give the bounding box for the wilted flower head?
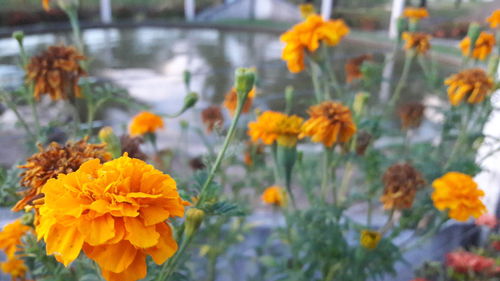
[432,172,486,222]
[248,111,304,147]
[189,157,206,171]
[201,105,224,133]
[261,186,286,207]
[459,32,496,61]
[402,32,431,55]
[128,111,164,137]
[0,220,31,259]
[446,251,495,274]
[280,15,349,73]
[360,230,381,249]
[223,87,255,116]
[26,45,86,101]
[344,54,373,83]
[445,68,493,106]
[120,135,147,161]
[298,3,315,19]
[380,163,425,210]
[355,131,372,156]
[13,139,111,212]
[36,154,188,281]
[476,213,498,229]
[403,7,429,21]
[487,9,500,28]
[300,101,356,147]
[398,102,425,130]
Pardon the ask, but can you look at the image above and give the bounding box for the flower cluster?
[446,251,497,274]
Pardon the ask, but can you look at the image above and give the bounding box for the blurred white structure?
[389,0,404,38]
[100,0,112,23]
[321,0,333,19]
[196,0,300,22]
[185,0,196,21]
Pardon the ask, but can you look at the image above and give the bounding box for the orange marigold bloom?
[42,0,50,11]
[1,257,28,280]
[344,54,373,83]
[299,3,315,19]
[36,154,188,281]
[398,102,425,130]
[128,111,164,137]
[486,9,500,28]
[26,45,86,101]
[403,7,429,20]
[459,32,496,61]
[280,14,349,73]
[14,139,111,212]
[402,32,431,54]
[300,101,356,147]
[0,220,31,259]
[360,230,381,249]
[432,172,486,222]
[223,87,255,116]
[380,163,425,210]
[261,186,285,207]
[248,111,304,147]
[201,105,224,133]
[445,68,493,106]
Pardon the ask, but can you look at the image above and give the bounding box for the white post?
[100,0,112,24]
[389,0,405,39]
[185,0,195,21]
[321,0,333,20]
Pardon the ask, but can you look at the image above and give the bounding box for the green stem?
[444,106,472,170]
[157,232,194,281]
[0,91,35,139]
[309,58,324,103]
[321,44,342,98]
[380,209,395,235]
[321,147,332,204]
[338,160,354,203]
[367,199,373,227]
[387,51,415,111]
[65,7,84,53]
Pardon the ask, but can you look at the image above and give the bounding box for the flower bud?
[467,22,481,52]
[183,92,198,110]
[234,68,256,101]
[185,208,205,237]
[352,92,370,119]
[183,70,191,89]
[20,211,34,226]
[98,126,121,158]
[360,230,381,249]
[12,31,24,47]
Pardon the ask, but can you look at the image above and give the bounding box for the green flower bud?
[98,126,121,158]
[234,68,256,101]
[183,92,198,110]
[352,91,370,119]
[21,211,34,226]
[12,31,24,47]
[185,208,205,237]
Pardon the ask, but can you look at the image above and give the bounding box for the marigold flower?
[381,163,425,210]
[223,87,255,116]
[201,105,224,133]
[120,135,147,161]
[13,139,111,212]
[128,111,164,137]
[398,102,425,130]
[402,32,431,54]
[459,32,496,61]
[432,172,486,222]
[360,230,381,249]
[261,186,286,207]
[1,257,27,280]
[344,54,373,83]
[280,14,349,73]
[299,3,315,19]
[487,9,500,28]
[36,154,188,281]
[444,68,494,106]
[300,101,356,147]
[0,220,31,259]
[42,0,50,11]
[248,111,303,147]
[476,213,498,229]
[26,45,86,101]
[403,7,429,20]
[446,251,495,274]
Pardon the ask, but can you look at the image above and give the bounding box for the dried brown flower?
[355,131,372,156]
[189,157,206,170]
[201,105,224,133]
[26,45,86,101]
[380,163,425,210]
[398,102,425,130]
[120,135,147,161]
[344,54,373,83]
[13,139,111,211]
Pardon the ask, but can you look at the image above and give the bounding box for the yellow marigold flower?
[344,54,373,83]
[300,101,356,147]
[13,139,111,212]
[403,7,429,20]
[26,45,86,101]
[402,32,431,54]
[128,111,164,137]
[223,87,255,116]
[486,9,500,28]
[247,111,304,147]
[432,172,486,222]
[1,257,27,279]
[459,32,496,61]
[380,163,425,210]
[0,220,31,259]
[261,186,286,207]
[445,68,494,106]
[299,3,315,19]
[280,14,349,73]
[398,102,425,130]
[360,230,381,250]
[201,105,224,133]
[36,154,188,281]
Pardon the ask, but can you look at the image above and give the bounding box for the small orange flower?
[300,101,356,147]
[128,111,164,137]
[280,14,349,73]
[403,7,429,20]
[248,111,304,147]
[223,87,256,116]
[36,154,188,281]
[432,172,486,222]
[486,9,500,28]
[1,257,28,280]
[344,54,373,83]
[0,220,31,259]
[459,32,495,61]
[402,32,431,54]
[261,186,285,207]
[445,68,493,106]
[201,105,224,133]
